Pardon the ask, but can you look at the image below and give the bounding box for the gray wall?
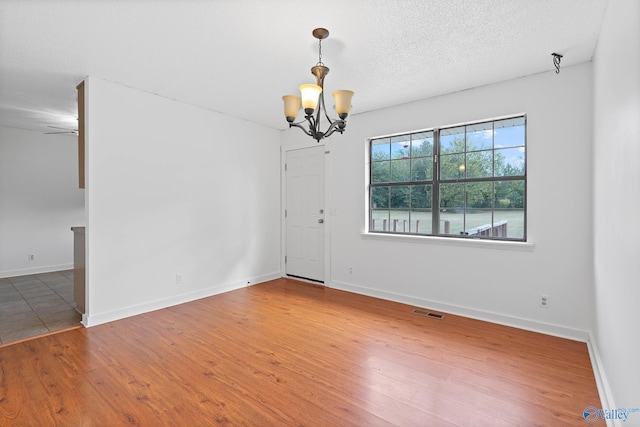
[0,126,84,277]
[593,0,640,410]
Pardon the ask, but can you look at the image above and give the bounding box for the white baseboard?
[587,334,618,427]
[0,264,73,279]
[329,279,590,342]
[247,271,282,287]
[82,271,281,328]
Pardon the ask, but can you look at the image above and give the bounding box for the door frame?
[281,140,332,286]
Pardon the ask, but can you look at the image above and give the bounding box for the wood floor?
[0,278,603,426]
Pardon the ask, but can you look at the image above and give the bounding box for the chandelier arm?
[288,122,314,138]
[304,114,323,141]
[314,97,324,133]
[292,113,317,130]
[291,114,316,129]
[309,118,322,141]
[320,92,337,125]
[306,113,318,136]
[322,119,347,139]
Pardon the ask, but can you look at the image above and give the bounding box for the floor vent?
[412,309,444,320]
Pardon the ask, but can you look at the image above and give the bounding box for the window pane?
[494,117,525,148]
[372,161,390,183]
[411,131,434,157]
[411,210,432,234]
[494,209,524,239]
[371,186,389,209]
[439,181,465,234]
[439,183,464,208]
[494,180,526,239]
[440,153,465,180]
[390,210,410,233]
[495,148,525,177]
[371,210,390,232]
[372,138,391,160]
[495,180,525,209]
[440,210,464,235]
[466,150,493,179]
[440,126,465,153]
[464,209,494,235]
[466,181,493,209]
[466,122,493,151]
[411,157,433,181]
[410,184,432,208]
[390,159,410,182]
[390,186,410,209]
[391,135,410,159]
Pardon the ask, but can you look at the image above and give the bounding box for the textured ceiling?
[0,0,608,134]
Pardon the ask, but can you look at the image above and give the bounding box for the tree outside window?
[369,116,526,241]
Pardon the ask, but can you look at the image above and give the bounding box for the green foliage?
[371,134,525,214]
[497,198,511,208]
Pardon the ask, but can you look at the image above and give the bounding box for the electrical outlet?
[349,266,353,275]
[28,253,35,261]
[176,274,183,285]
[539,294,550,309]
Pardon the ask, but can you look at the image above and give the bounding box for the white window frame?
[367,115,527,242]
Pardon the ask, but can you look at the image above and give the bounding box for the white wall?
[284,63,595,339]
[0,126,85,277]
[593,0,640,410]
[83,77,281,326]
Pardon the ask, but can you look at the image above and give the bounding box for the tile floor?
[0,270,82,345]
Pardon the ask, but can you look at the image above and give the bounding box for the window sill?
[360,232,535,251]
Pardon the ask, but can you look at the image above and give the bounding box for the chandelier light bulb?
[333,90,354,118]
[282,95,301,122]
[299,84,322,115]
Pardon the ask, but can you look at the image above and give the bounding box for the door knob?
[318,219,324,224]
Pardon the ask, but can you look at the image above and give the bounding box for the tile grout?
[0,270,81,345]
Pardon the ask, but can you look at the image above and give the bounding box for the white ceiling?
[0,0,608,134]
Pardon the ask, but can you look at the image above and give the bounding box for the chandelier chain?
[317,38,324,67]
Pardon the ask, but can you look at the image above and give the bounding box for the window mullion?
[432,129,440,235]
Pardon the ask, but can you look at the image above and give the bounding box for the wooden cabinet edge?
[71,226,86,314]
[77,81,85,189]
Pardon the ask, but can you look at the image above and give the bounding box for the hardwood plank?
[0,278,604,426]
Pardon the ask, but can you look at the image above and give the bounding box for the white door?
[285,146,325,283]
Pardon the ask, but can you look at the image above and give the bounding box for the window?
[369,116,526,241]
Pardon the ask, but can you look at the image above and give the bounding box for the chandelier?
[282,28,354,142]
